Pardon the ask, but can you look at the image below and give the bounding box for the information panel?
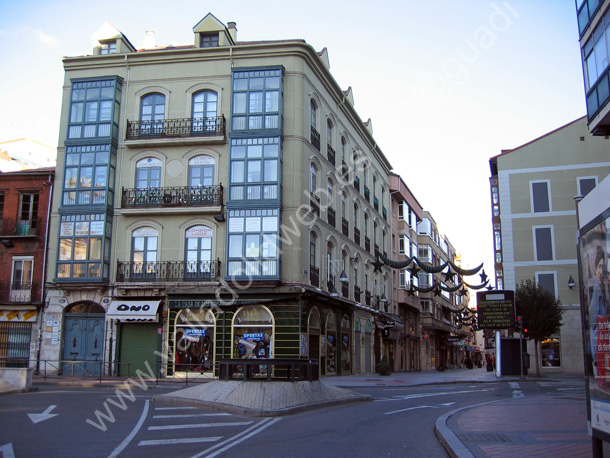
[476,290,515,329]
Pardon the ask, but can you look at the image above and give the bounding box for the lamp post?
[328,259,348,297]
[373,284,388,310]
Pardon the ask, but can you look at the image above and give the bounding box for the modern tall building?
[489,116,610,373]
[39,13,404,377]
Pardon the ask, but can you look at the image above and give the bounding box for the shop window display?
[233,305,273,360]
[326,312,337,375]
[175,308,214,372]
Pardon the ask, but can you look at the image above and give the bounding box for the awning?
[107,300,161,322]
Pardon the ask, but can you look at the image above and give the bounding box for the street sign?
[476,290,515,330]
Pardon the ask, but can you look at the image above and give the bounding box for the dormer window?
[100,42,117,54]
[200,33,219,48]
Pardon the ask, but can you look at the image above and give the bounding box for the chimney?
[143,30,156,49]
[227,22,237,42]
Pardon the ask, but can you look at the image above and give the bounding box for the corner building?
[42,14,397,377]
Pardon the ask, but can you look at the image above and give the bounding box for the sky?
[0,0,587,288]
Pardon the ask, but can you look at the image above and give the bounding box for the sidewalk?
[8,367,605,457]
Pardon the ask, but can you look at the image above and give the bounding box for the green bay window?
[229,137,280,202]
[57,213,111,280]
[226,208,279,279]
[63,144,116,206]
[232,68,282,132]
[68,78,121,140]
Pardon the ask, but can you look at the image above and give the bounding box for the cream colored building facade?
[490,116,610,374]
[40,13,400,377]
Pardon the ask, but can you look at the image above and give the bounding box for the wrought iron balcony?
[310,126,320,151]
[341,281,349,299]
[327,207,336,228]
[121,185,223,209]
[310,265,320,287]
[126,116,226,140]
[365,290,371,306]
[116,260,221,282]
[327,144,336,166]
[342,217,349,237]
[340,161,349,182]
[0,282,39,303]
[0,219,40,237]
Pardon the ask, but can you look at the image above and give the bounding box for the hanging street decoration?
[377,253,488,328]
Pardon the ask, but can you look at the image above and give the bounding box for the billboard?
[578,179,610,441]
[476,290,515,329]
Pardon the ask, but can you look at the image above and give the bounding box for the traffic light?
[523,327,529,339]
[515,315,522,332]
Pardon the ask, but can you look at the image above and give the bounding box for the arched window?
[310,100,317,129]
[132,227,159,279]
[327,178,333,208]
[326,119,333,147]
[188,155,215,187]
[175,308,215,372]
[310,163,317,193]
[341,193,346,219]
[192,90,218,133]
[135,157,162,189]
[341,136,347,162]
[140,93,165,135]
[185,225,213,280]
[354,203,359,227]
[310,232,317,269]
[233,305,274,359]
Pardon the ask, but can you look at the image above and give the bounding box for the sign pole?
[495,330,501,378]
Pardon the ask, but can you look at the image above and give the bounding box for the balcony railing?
[354,285,362,302]
[0,219,40,237]
[310,265,320,287]
[327,144,336,166]
[310,194,320,217]
[340,161,349,182]
[121,185,223,208]
[126,116,226,140]
[0,282,39,303]
[354,227,360,246]
[116,260,221,282]
[310,126,320,151]
[327,207,336,228]
[342,217,349,237]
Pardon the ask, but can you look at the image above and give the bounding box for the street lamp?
[373,284,388,310]
[328,259,348,297]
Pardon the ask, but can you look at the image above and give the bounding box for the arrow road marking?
[0,443,15,458]
[28,405,58,424]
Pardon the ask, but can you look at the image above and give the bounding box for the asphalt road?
[0,379,584,458]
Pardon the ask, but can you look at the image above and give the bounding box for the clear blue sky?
[0,0,586,285]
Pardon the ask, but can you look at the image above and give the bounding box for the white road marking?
[385,405,434,415]
[149,421,252,431]
[375,389,485,402]
[191,417,282,458]
[107,400,149,458]
[155,406,197,410]
[153,413,231,419]
[0,443,15,458]
[28,405,58,424]
[139,437,222,446]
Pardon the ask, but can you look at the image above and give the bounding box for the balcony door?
[131,227,158,280]
[135,158,162,205]
[10,257,33,303]
[185,225,213,280]
[192,90,218,133]
[140,93,165,136]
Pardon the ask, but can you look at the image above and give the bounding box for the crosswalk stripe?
[149,421,253,431]
[139,437,222,446]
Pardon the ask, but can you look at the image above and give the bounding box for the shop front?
[107,299,161,376]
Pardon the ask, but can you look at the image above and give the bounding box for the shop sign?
[184,328,206,337]
[384,320,395,328]
[242,332,264,341]
[107,300,160,322]
[0,310,37,322]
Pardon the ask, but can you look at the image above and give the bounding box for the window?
[398,202,406,220]
[11,257,33,290]
[192,91,218,133]
[100,42,116,54]
[531,181,550,213]
[57,213,108,280]
[537,272,556,296]
[492,187,499,204]
[19,193,39,231]
[418,244,432,263]
[326,119,333,147]
[227,209,279,278]
[534,227,553,261]
[399,235,410,255]
[584,17,609,89]
[496,252,502,263]
[188,156,215,187]
[310,100,317,130]
[353,203,359,227]
[232,68,282,131]
[64,144,114,206]
[68,79,120,139]
[136,157,162,189]
[341,137,346,162]
[497,278,504,290]
[418,271,432,287]
[579,177,597,197]
[200,33,219,48]
[229,137,280,201]
[495,231,502,251]
[310,232,317,268]
[185,225,213,279]
[353,259,359,287]
[341,193,346,219]
[399,269,411,289]
[541,335,561,367]
[327,179,333,208]
[140,93,165,135]
[310,163,317,194]
[131,227,159,278]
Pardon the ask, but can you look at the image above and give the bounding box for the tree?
[515,279,563,377]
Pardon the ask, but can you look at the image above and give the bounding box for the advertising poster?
[579,213,610,437]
